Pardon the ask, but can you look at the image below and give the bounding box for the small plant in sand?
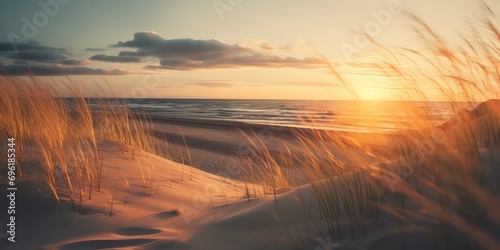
[239,130,290,206]
[0,76,163,215]
[169,208,180,216]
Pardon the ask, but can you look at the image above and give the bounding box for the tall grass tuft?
[241,2,500,249]
[0,76,161,211]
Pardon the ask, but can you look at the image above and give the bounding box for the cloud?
[0,41,59,52]
[260,42,277,51]
[279,82,342,87]
[94,31,325,70]
[183,80,236,88]
[13,50,66,61]
[0,64,127,76]
[145,54,324,71]
[90,54,141,63]
[239,39,279,52]
[0,41,129,76]
[84,48,107,52]
[59,59,91,66]
[0,41,67,62]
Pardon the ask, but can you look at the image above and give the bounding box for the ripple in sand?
[59,238,155,250]
[114,227,162,236]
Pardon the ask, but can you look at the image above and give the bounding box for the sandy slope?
[0,141,251,249]
[0,139,499,249]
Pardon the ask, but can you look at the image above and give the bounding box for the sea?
[108,99,474,134]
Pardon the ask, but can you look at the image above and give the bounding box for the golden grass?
[1,3,499,249]
[0,76,161,211]
[238,4,500,249]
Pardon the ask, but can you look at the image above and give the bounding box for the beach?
[148,115,404,183]
[2,100,499,249]
[2,1,500,248]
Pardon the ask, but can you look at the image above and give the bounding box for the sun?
[367,91,380,100]
[357,87,385,101]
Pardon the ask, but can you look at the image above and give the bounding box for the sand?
[0,113,499,249]
[150,116,401,182]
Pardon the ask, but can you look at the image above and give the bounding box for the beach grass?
[231,4,500,249]
[0,76,161,211]
[0,2,499,250]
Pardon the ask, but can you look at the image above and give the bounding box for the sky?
[0,0,499,100]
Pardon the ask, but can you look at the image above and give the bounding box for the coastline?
[147,115,409,182]
[1,101,499,249]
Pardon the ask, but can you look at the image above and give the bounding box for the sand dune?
[0,134,498,249]
[1,100,500,249]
